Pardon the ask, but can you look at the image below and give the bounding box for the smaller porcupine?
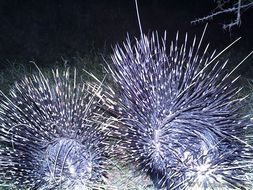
[0,68,111,189]
[104,29,253,189]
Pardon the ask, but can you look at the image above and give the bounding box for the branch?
[191,0,253,30]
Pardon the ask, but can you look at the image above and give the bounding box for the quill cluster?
[105,30,253,189]
[0,69,111,189]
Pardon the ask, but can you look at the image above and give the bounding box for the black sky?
[0,0,252,77]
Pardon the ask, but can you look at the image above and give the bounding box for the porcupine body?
[0,68,110,189]
[105,30,253,189]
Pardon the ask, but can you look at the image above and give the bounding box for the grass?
[0,52,107,94]
[104,159,154,190]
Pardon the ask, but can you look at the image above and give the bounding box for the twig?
[191,0,253,30]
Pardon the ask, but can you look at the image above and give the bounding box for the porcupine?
[0,68,111,189]
[103,0,253,189]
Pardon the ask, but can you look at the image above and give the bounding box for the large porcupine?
[0,68,111,189]
[104,26,253,189]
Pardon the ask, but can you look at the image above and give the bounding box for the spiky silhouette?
[0,68,111,189]
[105,28,253,189]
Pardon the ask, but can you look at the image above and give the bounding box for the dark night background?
[0,0,252,81]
